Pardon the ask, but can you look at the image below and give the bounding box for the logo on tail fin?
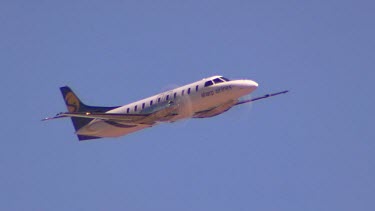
[65,92,80,112]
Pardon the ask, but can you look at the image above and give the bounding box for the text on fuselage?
[201,85,232,98]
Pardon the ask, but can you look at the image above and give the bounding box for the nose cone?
[241,80,258,90]
[237,80,258,94]
[247,80,258,88]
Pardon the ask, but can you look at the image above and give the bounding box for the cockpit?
[204,77,230,87]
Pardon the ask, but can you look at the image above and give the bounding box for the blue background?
[1,0,374,210]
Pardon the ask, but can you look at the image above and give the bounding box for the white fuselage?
[76,75,258,138]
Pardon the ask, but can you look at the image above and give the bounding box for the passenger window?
[174,93,177,99]
[134,105,137,112]
[196,85,199,91]
[213,78,224,84]
[204,80,213,87]
[158,98,161,103]
[182,90,185,96]
[126,108,130,113]
[150,100,153,106]
[166,95,169,100]
[188,88,191,94]
[142,103,145,109]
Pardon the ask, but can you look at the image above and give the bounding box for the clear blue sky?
[1,0,374,210]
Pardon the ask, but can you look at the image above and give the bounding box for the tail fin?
[60,86,119,141]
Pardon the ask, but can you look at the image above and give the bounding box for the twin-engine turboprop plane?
[43,75,288,141]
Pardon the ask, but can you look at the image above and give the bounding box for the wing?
[43,112,149,123]
[193,90,289,118]
[42,100,179,125]
[236,90,289,105]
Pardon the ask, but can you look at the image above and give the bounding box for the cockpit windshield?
[220,77,230,82]
[204,80,214,87]
[213,78,224,84]
[205,77,230,87]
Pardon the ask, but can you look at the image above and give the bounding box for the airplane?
[43,75,288,141]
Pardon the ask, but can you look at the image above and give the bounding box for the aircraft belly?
[76,120,149,138]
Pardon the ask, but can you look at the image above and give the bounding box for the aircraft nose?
[241,80,258,90]
[236,80,258,93]
[247,80,258,88]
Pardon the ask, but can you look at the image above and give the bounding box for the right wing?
[235,90,289,105]
[193,90,289,118]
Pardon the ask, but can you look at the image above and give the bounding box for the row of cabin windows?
[125,78,229,113]
[125,85,200,113]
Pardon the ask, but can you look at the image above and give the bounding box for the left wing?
[42,100,180,125]
[43,86,181,141]
[43,112,149,122]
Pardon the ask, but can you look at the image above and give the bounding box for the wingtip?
[271,90,289,96]
[42,116,56,121]
[41,113,65,121]
[280,90,289,94]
